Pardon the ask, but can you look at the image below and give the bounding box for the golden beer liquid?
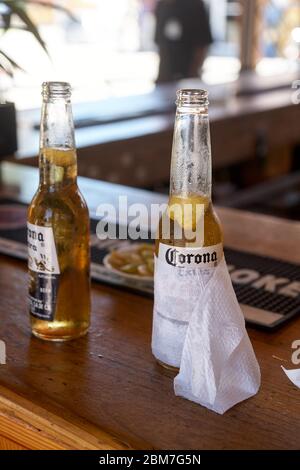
[155,193,223,255]
[28,148,90,341]
[155,193,223,371]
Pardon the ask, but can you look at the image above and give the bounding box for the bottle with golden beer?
[27,82,90,341]
[152,89,223,369]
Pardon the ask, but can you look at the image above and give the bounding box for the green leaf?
[0,48,25,72]
[3,1,49,55]
[2,13,12,31]
[0,64,12,77]
[0,57,13,77]
[0,64,12,78]
[26,1,78,23]
[0,0,75,76]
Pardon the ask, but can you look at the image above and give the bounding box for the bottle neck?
[39,96,77,188]
[170,105,212,199]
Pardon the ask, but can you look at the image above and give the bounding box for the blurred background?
[0,0,300,218]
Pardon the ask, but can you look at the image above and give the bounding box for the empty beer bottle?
[152,89,223,369]
[27,82,90,341]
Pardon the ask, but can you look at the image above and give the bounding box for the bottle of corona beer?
[27,82,90,341]
[152,89,223,369]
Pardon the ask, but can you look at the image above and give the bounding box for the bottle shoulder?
[28,183,89,227]
[156,199,223,252]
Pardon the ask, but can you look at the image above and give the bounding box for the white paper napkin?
[282,366,300,388]
[173,256,261,413]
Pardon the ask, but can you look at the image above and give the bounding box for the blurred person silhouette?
[154,0,212,83]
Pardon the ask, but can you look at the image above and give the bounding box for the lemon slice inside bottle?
[41,148,77,184]
[167,195,208,231]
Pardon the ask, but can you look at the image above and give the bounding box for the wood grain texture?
[0,163,300,449]
[0,435,26,450]
[0,387,126,450]
[0,207,300,449]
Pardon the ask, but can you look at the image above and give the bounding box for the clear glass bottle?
[152,89,223,369]
[27,82,90,341]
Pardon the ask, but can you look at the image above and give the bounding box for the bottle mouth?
[176,89,209,108]
[42,81,72,99]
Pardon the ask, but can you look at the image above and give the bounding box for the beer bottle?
[27,82,90,341]
[152,89,223,369]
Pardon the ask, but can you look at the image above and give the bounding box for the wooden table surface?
[0,164,299,450]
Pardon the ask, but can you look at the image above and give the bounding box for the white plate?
[103,249,154,283]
